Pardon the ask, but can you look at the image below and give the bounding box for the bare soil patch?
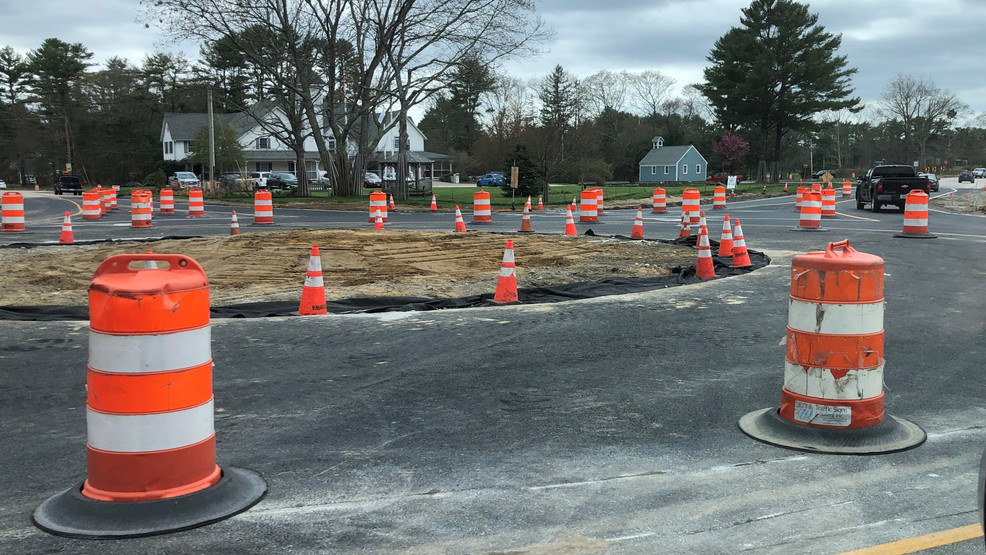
[0,230,696,307]
[929,190,986,214]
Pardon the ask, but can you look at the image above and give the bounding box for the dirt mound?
[0,230,697,307]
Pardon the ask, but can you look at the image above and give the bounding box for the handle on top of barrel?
[92,252,203,276]
[824,239,856,257]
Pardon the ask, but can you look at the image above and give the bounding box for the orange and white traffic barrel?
[652,188,666,213]
[188,188,205,217]
[796,190,825,231]
[682,187,701,227]
[713,186,726,209]
[579,189,598,222]
[842,180,852,197]
[32,253,266,538]
[101,188,112,214]
[895,190,936,239]
[254,189,273,225]
[109,188,118,211]
[811,182,821,193]
[595,188,604,216]
[368,190,388,222]
[821,185,837,217]
[473,189,491,223]
[738,240,925,454]
[1,191,25,231]
[82,190,102,220]
[159,188,175,214]
[795,186,806,212]
[96,186,107,216]
[130,191,152,228]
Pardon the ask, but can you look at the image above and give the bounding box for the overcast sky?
[2,0,984,123]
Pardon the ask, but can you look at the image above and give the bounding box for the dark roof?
[163,101,276,140]
[370,151,437,164]
[639,145,702,166]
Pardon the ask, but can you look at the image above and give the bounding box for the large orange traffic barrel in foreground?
[368,190,388,222]
[739,240,925,454]
[188,188,205,217]
[33,252,266,538]
[82,190,102,220]
[254,189,273,224]
[894,190,936,239]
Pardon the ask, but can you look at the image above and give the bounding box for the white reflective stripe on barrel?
[787,299,883,335]
[87,399,214,452]
[88,326,212,373]
[783,361,884,399]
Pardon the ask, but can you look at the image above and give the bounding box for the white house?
[160,103,449,181]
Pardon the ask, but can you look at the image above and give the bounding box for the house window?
[696,164,701,174]
[255,162,272,172]
[682,164,688,175]
[327,137,337,152]
[393,136,400,149]
[182,141,192,155]
[256,137,270,150]
[651,166,656,175]
[287,161,296,174]
[664,166,670,174]
[164,141,173,154]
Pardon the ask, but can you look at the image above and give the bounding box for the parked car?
[364,172,382,188]
[267,172,298,190]
[123,181,143,189]
[169,171,200,189]
[54,175,83,195]
[812,169,836,179]
[0,178,6,190]
[249,171,270,189]
[707,172,743,183]
[958,170,976,183]
[476,172,506,187]
[917,172,939,192]
[973,168,986,178]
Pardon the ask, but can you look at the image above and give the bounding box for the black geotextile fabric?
[0,236,203,249]
[0,237,769,321]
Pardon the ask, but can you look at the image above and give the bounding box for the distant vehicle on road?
[917,172,939,192]
[855,164,929,212]
[169,171,200,189]
[959,170,976,183]
[707,172,743,183]
[364,172,382,188]
[54,175,83,195]
[0,178,6,190]
[973,168,986,178]
[476,172,506,187]
[812,169,836,179]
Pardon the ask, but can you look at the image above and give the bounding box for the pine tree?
[698,0,860,182]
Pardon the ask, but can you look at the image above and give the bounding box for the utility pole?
[208,88,216,189]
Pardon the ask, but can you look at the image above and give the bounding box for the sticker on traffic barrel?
[738,239,926,454]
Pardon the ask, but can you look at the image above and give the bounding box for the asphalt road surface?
[2,177,985,554]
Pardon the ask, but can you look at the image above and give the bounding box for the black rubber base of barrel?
[738,407,926,455]
[32,466,267,539]
[893,232,937,239]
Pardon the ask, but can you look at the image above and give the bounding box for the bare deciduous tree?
[879,73,968,168]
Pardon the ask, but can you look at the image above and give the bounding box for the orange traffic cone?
[388,193,396,211]
[374,209,385,230]
[696,226,716,279]
[536,195,543,210]
[783,183,788,192]
[299,245,327,315]
[493,239,519,303]
[731,219,753,268]
[454,205,467,232]
[699,210,707,230]
[630,206,644,239]
[718,214,733,257]
[564,208,577,236]
[229,210,240,235]
[526,196,532,211]
[59,211,74,244]
[519,204,533,232]
[430,194,437,211]
[571,196,577,213]
[678,213,691,239]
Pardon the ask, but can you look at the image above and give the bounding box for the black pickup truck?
[855,165,929,212]
[54,175,83,195]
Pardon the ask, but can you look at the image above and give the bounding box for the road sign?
[510,166,518,189]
